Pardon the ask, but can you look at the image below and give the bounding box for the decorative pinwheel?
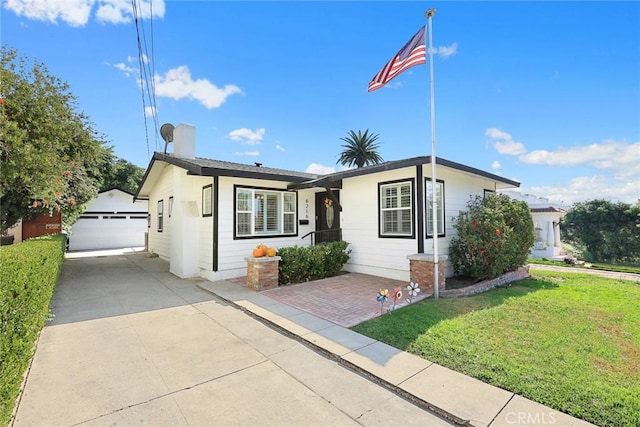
[406,281,421,303]
[376,289,389,314]
[390,286,403,311]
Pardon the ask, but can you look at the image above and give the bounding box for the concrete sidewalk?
[197,279,595,427]
[13,252,452,426]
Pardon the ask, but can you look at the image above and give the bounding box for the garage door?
[69,212,148,251]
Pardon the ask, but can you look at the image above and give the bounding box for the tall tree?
[561,199,640,263]
[100,156,146,194]
[1,46,109,232]
[337,129,383,168]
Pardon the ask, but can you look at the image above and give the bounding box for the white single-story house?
[68,188,149,251]
[134,123,521,283]
[500,190,568,260]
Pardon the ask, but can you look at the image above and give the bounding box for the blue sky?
[3,1,639,205]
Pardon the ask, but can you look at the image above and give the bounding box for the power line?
[138,0,160,151]
[131,0,160,159]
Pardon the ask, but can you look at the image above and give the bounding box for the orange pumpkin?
[266,247,277,257]
[252,246,266,257]
[257,244,268,253]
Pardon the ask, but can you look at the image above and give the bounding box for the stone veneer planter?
[407,253,448,297]
[245,256,281,291]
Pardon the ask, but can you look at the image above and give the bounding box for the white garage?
[69,188,149,251]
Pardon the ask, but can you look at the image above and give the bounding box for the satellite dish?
[160,123,174,153]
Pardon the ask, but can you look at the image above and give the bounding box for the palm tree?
[337,129,384,168]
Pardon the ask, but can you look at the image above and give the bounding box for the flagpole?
[425,8,439,299]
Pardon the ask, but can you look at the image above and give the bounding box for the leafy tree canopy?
[100,157,145,194]
[561,199,640,263]
[337,129,383,168]
[1,46,110,232]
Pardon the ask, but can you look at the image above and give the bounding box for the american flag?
[368,26,427,92]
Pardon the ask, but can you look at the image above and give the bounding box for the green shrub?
[449,194,535,280]
[0,234,66,426]
[278,241,351,285]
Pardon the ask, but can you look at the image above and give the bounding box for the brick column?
[245,256,281,291]
[407,254,447,297]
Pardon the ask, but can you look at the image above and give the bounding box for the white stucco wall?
[148,168,320,281]
[148,161,515,282]
[340,164,505,281]
[200,177,317,281]
[147,165,173,260]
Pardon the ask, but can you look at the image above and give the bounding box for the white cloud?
[154,66,242,109]
[3,0,165,26]
[111,61,137,77]
[485,127,527,155]
[436,42,458,59]
[233,151,260,157]
[519,140,640,169]
[305,163,336,175]
[488,128,640,204]
[486,128,512,141]
[144,106,156,117]
[228,128,265,145]
[4,0,92,26]
[491,160,501,172]
[275,144,285,152]
[522,173,640,205]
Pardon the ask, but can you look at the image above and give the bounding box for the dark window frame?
[157,199,164,232]
[377,178,416,239]
[425,178,445,238]
[202,185,213,217]
[233,185,298,239]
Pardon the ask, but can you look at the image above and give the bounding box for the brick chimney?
[173,123,196,159]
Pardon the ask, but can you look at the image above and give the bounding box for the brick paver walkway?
[261,273,427,327]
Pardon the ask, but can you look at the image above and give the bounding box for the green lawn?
[351,270,640,427]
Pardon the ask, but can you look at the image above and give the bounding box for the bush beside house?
[278,241,351,285]
[0,234,66,426]
[449,194,535,280]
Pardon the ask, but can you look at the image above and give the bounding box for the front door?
[315,191,340,244]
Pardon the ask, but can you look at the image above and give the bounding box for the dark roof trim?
[133,153,317,201]
[99,187,135,196]
[288,156,520,189]
[156,152,315,183]
[133,156,158,201]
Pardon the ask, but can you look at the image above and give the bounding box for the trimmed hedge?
[278,241,351,285]
[0,234,66,426]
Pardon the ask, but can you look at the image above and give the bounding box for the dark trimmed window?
[235,186,296,238]
[378,179,414,237]
[202,185,212,217]
[157,200,164,232]
[426,178,445,237]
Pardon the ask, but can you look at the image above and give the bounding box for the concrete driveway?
[13,251,450,426]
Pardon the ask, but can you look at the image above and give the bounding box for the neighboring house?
[68,188,149,251]
[134,123,520,282]
[500,190,568,260]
